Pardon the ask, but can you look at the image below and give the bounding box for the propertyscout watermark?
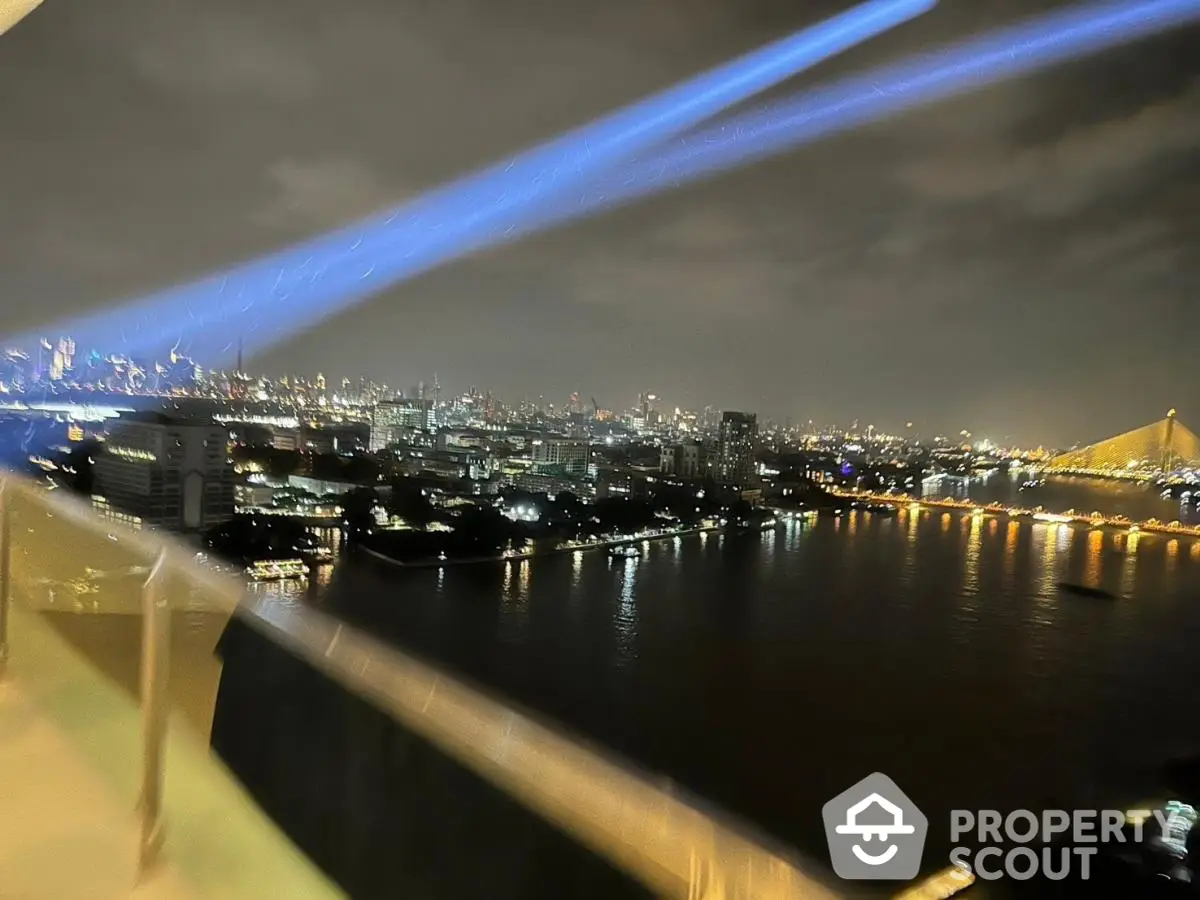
[948,807,1189,880]
[823,772,1197,885]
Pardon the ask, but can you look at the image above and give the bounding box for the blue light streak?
[11,0,933,365]
[534,0,1200,229]
[249,0,1200,361]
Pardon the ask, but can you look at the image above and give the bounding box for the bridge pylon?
[1045,409,1200,478]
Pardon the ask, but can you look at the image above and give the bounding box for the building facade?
[370,400,434,451]
[659,441,705,478]
[715,411,758,485]
[93,411,234,530]
[531,437,590,477]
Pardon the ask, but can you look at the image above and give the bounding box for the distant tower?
[229,337,246,400]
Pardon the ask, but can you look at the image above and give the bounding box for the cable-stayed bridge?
[1045,409,1200,480]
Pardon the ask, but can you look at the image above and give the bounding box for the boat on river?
[1057,581,1115,599]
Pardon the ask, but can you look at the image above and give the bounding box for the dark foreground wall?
[211,615,652,899]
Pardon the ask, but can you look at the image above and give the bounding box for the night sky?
[0,0,1196,445]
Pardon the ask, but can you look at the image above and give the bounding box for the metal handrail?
[0,474,851,898]
[0,0,44,37]
[137,549,171,871]
[0,480,12,673]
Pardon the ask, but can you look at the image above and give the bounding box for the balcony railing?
[0,0,43,36]
[0,473,972,898]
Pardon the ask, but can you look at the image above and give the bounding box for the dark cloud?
[0,0,1197,444]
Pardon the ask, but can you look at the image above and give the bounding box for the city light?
[6,0,933,366]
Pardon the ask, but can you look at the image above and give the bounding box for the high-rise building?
[93,411,234,530]
[370,399,435,451]
[48,337,75,382]
[716,411,758,484]
[532,437,590,477]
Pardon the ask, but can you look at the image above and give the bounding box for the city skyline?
[3,332,1191,450]
[0,1,1196,446]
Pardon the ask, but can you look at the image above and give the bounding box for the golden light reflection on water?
[571,549,584,587]
[1114,532,1139,597]
[901,508,919,576]
[1084,529,1103,588]
[1004,520,1019,585]
[1028,524,1056,598]
[1167,538,1180,572]
[510,559,531,616]
[964,513,982,597]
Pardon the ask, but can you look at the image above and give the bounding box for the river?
[269,474,1200,892]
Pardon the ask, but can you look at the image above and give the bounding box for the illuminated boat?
[608,544,640,558]
[245,558,308,581]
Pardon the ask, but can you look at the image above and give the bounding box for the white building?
[93,411,234,530]
[532,437,590,477]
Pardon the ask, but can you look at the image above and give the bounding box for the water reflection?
[1117,532,1139,597]
[516,560,531,613]
[1003,520,1019,587]
[306,488,1200,888]
[963,513,982,597]
[614,557,638,662]
[1084,529,1103,588]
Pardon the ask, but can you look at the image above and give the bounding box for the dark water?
[318,491,1200,889]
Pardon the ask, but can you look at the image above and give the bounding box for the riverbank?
[358,522,724,569]
[834,488,1200,539]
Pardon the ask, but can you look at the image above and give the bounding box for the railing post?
[137,549,171,873]
[0,479,11,676]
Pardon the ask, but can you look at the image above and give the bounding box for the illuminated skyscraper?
[716,411,758,484]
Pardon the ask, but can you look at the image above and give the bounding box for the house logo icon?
[822,773,927,880]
